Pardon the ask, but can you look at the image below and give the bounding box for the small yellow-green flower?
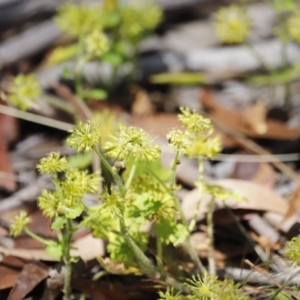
[99,190,125,217]
[105,124,161,161]
[287,12,300,44]
[85,30,109,57]
[285,236,300,265]
[187,135,221,159]
[55,3,102,37]
[214,4,251,44]
[10,211,31,237]
[7,74,41,111]
[120,1,162,40]
[185,272,221,299]
[158,286,182,300]
[67,121,101,153]
[37,152,68,174]
[178,107,211,133]
[167,129,192,155]
[38,190,60,218]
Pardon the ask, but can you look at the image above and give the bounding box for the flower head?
[105,124,161,162]
[55,3,102,37]
[37,152,68,174]
[287,12,300,44]
[158,287,183,300]
[187,135,221,159]
[10,211,31,237]
[85,30,109,57]
[178,107,211,133]
[67,120,101,153]
[38,190,60,218]
[167,129,192,155]
[7,74,41,111]
[285,236,300,265]
[120,1,162,40]
[185,272,221,300]
[214,4,251,44]
[38,168,101,219]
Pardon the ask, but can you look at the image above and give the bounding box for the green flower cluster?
[7,74,41,111]
[167,107,221,159]
[55,4,103,37]
[214,4,251,44]
[158,273,249,300]
[120,1,162,41]
[37,152,100,219]
[9,211,31,237]
[285,236,300,265]
[105,124,161,162]
[67,121,102,153]
[85,30,109,58]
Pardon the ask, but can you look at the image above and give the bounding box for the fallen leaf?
[0,234,104,261]
[201,89,300,140]
[279,182,300,229]
[243,102,267,134]
[0,256,27,290]
[131,86,155,117]
[7,262,49,300]
[0,112,18,191]
[182,179,288,222]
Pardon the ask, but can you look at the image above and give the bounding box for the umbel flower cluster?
[214,4,251,44]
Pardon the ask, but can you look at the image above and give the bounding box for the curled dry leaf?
[181,179,287,223]
[243,101,267,134]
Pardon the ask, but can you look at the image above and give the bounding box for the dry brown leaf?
[0,256,26,290]
[0,112,18,192]
[182,179,287,222]
[0,234,104,261]
[201,89,300,140]
[243,102,267,134]
[7,262,49,300]
[131,86,155,117]
[279,182,300,229]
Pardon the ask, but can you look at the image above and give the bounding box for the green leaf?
[46,44,77,66]
[83,89,107,101]
[51,217,66,231]
[46,241,63,259]
[67,153,92,169]
[156,219,188,246]
[102,52,124,66]
[64,203,84,219]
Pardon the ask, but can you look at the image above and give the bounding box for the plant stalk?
[207,196,216,276]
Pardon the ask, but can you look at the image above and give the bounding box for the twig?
[245,259,296,299]
[0,104,74,131]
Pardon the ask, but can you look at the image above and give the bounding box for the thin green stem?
[42,95,74,115]
[24,228,50,246]
[63,219,73,300]
[189,156,204,232]
[156,226,163,270]
[244,42,274,73]
[125,162,137,190]
[207,196,216,276]
[93,147,125,196]
[169,151,206,275]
